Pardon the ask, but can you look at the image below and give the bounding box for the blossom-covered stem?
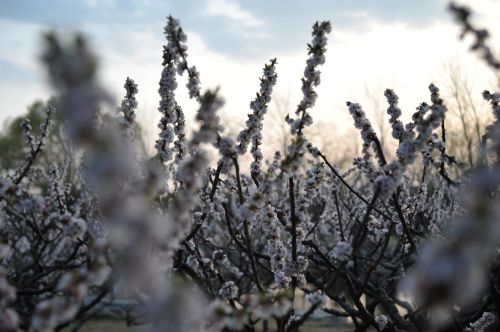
[174,40,201,100]
[173,43,201,100]
[119,77,138,141]
[236,59,277,154]
[346,101,386,168]
[164,16,202,101]
[190,89,223,148]
[281,22,331,173]
[236,59,278,177]
[155,60,178,164]
[21,119,35,153]
[384,89,409,142]
[250,136,262,184]
[173,106,187,162]
[294,21,332,136]
[449,2,500,73]
[14,106,54,185]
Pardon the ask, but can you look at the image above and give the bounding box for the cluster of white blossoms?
[305,290,327,308]
[218,281,239,300]
[374,84,448,197]
[375,314,389,331]
[236,59,277,177]
[155,60,178,163]
[346,102,378,160]
[329,240,352,261]
[164,16,201,101]
[384,89,413,142]
[260,204,290,287]
[368,216,389,241]
[464,312,496,332]
[156,16,194,169]
[282,21,331,174]
[346,101,385,184]
[21,119,35,151]
[119,77,139,141]
[287,21,332,135]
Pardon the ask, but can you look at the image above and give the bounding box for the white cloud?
[202,0,264,28]
[84,0,118,10]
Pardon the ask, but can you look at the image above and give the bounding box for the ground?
[70,319,355,331]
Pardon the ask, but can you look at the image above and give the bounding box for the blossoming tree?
[0,2,499,332]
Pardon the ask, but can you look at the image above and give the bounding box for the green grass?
[71,319,354,331]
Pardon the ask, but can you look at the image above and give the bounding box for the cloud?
[0,18,41,72]
[84,0,118,10]
[0,18,50,122]
[202,0,264,28]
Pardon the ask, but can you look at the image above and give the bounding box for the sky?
[0,0,499,152]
